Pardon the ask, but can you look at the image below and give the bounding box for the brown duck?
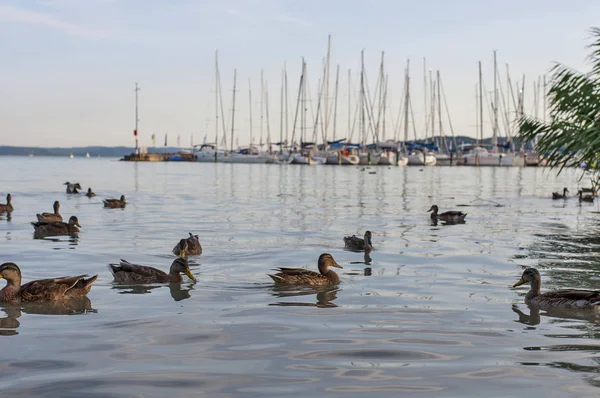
[552,187,569,199]
[268,253,343,286]
[108,257,196,284]
[173,233,202,256]
[578,190,594,203]
[64,182,82,194]
[103,195,126,208]
[36,200,62,222]
[86,188,96,198]
[31,215,81,236]
[428,205,467,222]
[0,193,13,213]
[513,268,600,310]
[344,231,373,251]
[0,262,97,303]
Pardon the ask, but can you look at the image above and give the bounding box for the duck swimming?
[513,268,600,311]
[36,200,62,222]
[32,215,81,236]
[552,187,569,199]
[267,253,343,286]
[0,262,97,303]
[428,205,467,222]
[578,190,594,203]
[0,193,12,213]
[86,188,96,198]
[343,231,373,251]
[64,182,82,194]
[173,233,202,256]
[103,195,126,208]
[108,257,196,284]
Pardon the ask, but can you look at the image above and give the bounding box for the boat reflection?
[0,297,96,336]
[269,286,339,308]
[111,282,193,302]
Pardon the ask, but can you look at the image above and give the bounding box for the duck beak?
[513,278,525,287]
[427,206,433,212]
[185,269,197,282]
[0,274,3,279]
[180,249,187,258]
[331,260,343,269]
[75,221,82,228]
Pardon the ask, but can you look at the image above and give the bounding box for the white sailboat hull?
[407,152,437,166]
[459,152,524,167]
[195,150,227,162]
[326,153,360,165]
[221,153,270,163]
[397,156,408,166]
[358,153,382,165]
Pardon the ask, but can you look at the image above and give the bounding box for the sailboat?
[196,51,227,162]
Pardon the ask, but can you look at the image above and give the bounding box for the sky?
[0,0,599,148]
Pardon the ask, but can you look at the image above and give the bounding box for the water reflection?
[513,304,600,327]
[33,231,79,243]
[269,286,339,308]
[0,298,95,336]
[111,282,193,302]
[0,212,12,222]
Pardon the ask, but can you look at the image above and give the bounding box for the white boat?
[326,151,360,165]
[407,151,436,166]
[69,153,74,159]
[358,151,382,165]
[194,144,227,162]
[397,155,409,166]
[86,152,90,158]
[458,146,523,167]
[434,153,453,166]
[221,148,271,164]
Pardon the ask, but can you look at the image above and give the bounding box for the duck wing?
[36,213,63,222]
[18,274,89,302]
[108,260,168,283]
[344,235,364,249]
[543,289,600,302]
[268,267,326,285]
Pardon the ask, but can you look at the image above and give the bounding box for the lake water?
[1,157,600,397]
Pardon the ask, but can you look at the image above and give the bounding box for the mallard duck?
[343,231,373,251]
[552,187,569,199]
[85,188,96,198]
[173,233,202,256]
[513,268,600,310]
[427,205,467,222]
[31,215,81,236]
[578,190,594,203]
[0,193,13,213]
[108,258,196,284]
[64,182,82,194]
[267,253,343,286]
[103,195,126,208]
[36,200,62,222]
[0,262,97,303]
[581,187,597,197]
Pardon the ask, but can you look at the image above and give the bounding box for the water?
[1,157,600,397]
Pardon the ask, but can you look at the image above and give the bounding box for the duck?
[581,187,597,197]
[64,182,82,194]
[108,241,196,284]
[552,187,569,199]
[267,253,343,286]
[578,190,594,203]
[31,215,81,236]
[0,262,97,303]
[36,200,62,222]
[0,193,13,213]
[85,188,96,198]
[172,233,202,256]
[427,205,467,222]
[343,230,373,251]
[513,268,600,310]
[103,195,126,208]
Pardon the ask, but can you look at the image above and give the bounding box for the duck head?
[68,216,82,228]
[318,253,343,274]
[0,262,21,286]
[513,268,541,287]
[170,257,196,282]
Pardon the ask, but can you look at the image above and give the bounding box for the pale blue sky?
[0,0,598,147]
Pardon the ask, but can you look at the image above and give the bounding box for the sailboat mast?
[134,82,139,154]
[423,57,427,140]
[347,69,351,141]
[230,69,237,153]
[248,79,253,149]
[542,75,546,124]
[265,80,271,150]
[285,62,289,146]
[301,59,306,145]
[333,64,340,142]
[279,68,284,153]
[360,49,365,147]
[478,61,483,143]
[324,35,331,149]
[382,74,388,142]
[215,51,219,150]
[437,70,442,150]
[403,59,410,143]
[492,50,498,150]
[260,69,264,147]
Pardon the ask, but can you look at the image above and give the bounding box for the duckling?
[343,231,373,251]
[36,200,62,222]
[85,188,96,198]
[427,205,467,222]
[64,182,82,194]
[0,193,13,213]
[513,268,600,310]
[108,251,196,284]
[267,253,343,286]
[172,233,202,256]
[31,215,81,236]
[0,262,97,303]
[578,190,594,203]
[552,187,569,199]
[103,195,126,208]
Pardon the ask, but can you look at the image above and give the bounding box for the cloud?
[277,13,311,27]
[0,5,107,39]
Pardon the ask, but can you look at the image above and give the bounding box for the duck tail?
[267,274,285,283]
[107,264,120,277]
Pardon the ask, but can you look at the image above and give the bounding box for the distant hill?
[0,146,188,157]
